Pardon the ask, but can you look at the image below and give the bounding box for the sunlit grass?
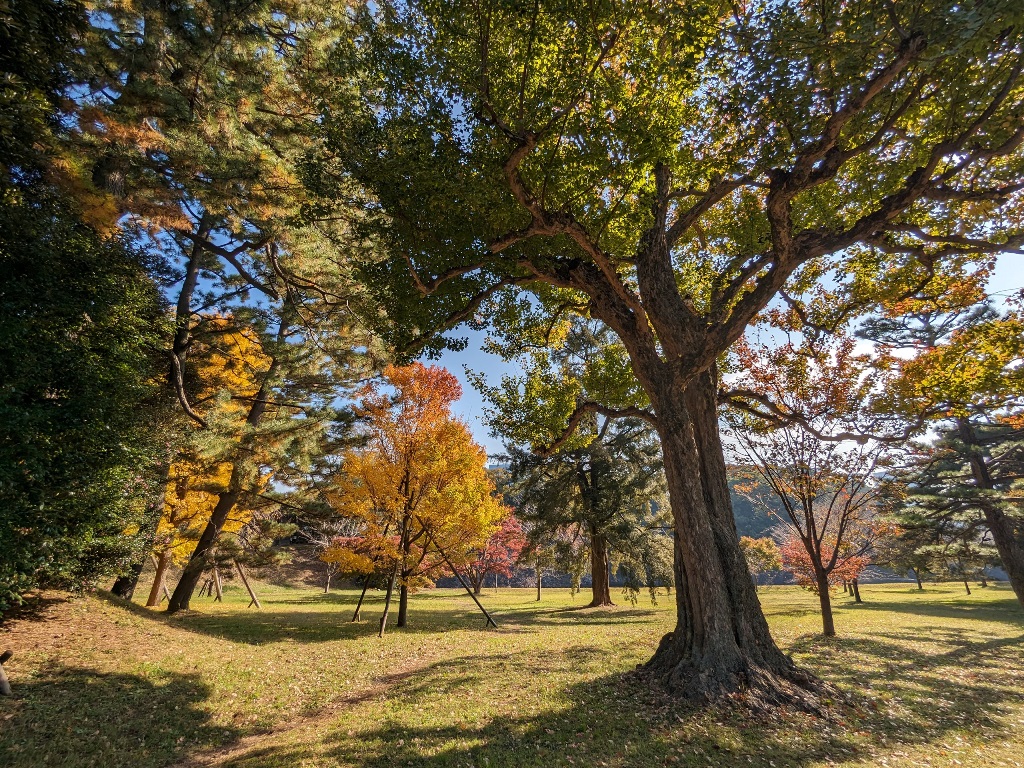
[1,578,1023,767]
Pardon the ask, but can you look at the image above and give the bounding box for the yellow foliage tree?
[145,318,272,606]
[325,363,505,630]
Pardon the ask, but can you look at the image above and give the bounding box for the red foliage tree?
[465,514,526,594]
[779,533,869,594]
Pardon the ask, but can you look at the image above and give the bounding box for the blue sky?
[440,254,1024,456]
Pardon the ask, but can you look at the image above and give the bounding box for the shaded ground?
[1,580,1022,767]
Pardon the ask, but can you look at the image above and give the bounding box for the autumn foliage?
[324,364,505,625]
[779,534,869,594]
[464,513,527,594]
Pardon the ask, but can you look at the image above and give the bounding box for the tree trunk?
[536,566,542,601]
[588,528,614,607]
[963,576,972,595]
[474,580,482,596]
[324,568,332,594]
[642,369,825,707]
[379,563,398,637]
[146,551,171,607]
[112,563,144,601]
[912,568,923,590]
[397,583,409,627]
[959,419,1024,605]
[396,514,411,628]
[852,578,862,604]
[816,572,836,637]
[981,574,988,588]
[167,348,281,613]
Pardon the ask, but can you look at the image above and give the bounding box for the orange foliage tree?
[325,363,504,631]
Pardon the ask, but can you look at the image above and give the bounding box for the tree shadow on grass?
[199,626,1024,768]
[102,588,664,645]
[0,666,232,768]
[835,594,1024,625]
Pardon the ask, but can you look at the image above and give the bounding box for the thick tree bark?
[958,420,1024,605]
[588,528,614,607]
[146,551,171,607]
[852,578,862,603]
[642,369,826,708]
[816,572,836,636]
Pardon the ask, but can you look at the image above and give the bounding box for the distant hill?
[727,465,781,539]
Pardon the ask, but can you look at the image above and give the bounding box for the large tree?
[0,0,169,611]
[863,301,1024,603]
[315,1,1024,705]
[68,0,377,610]
[475,319,669,607]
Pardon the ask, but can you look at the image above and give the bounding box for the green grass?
[2,579,1023,767]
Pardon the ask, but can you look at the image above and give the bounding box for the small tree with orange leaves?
[325,364,505,632]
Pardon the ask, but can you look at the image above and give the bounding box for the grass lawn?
[1,579,1023,767]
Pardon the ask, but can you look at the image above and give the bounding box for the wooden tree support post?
[352,573,373,622]
[421,524,497,629]
[234,561,261,608]
[213,567,224,602]
[161,581,172,604]
[0,650,12,696]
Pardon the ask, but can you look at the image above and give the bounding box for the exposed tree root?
[639,630,843,717]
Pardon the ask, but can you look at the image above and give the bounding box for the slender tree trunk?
[324,568,332,594]
[588,528,614,607]
[912,568,923,590]
[852,578,862,604]
[963,576,972,595]
[146,551,171,607]
[959,419,1024,605]
[397,582,409,627]
[166,350,281,613]
[379,563,399,637]
[981,574,988,588]
[816,572,836,637]
[396,514,411,628]
[353,573,372,622]
[536,566,542,601]
[643,369,824,706]
[474,579,482,596]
